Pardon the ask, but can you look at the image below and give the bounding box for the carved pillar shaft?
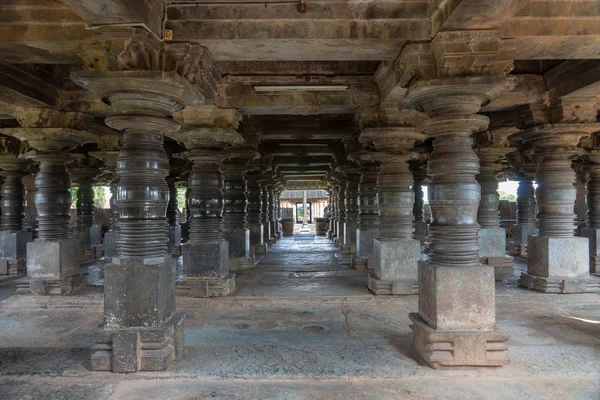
[376,155,414,240]
[516,177,536,225]
[107,118,174,259]
[357,164,380,229]
[0,171,27,232]
[188,158,224,242]
[477,160,500,229]
[587,165,600,229]
[222,164,249,231]
[535,154,576,238]
[33,156,73,241]
[246,175,262,230]
[76,181,95,229]
[345,178,359,225]
[413,178,424,222]
[109,177,119,231]
[166,176,179,227]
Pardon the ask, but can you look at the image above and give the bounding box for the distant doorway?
[295,202,312,224]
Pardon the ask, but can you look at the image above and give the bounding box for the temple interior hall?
[0,0,599,399]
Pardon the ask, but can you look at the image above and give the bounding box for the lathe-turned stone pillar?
[515,124,600,292]
[350,156,380,270]
[360,125,426,295]
[581,152,600,274]
[326,183,336,239]
[246,166,269,255]
[72,70,201,372]
[0,151,33,276]
[70,157,103,261]
[411,165,427,243]
[334,178,346,247]
[260,177,272,246]
[90,136,121,259]
[270,181,283,241]
[513,125,600,293]
[167,122,244,298]
[405,77,515,368]
[510,176,538,257]
[338,166,360,254]
[475,145,513,269]
[222,150,260,270]
[5,110,97,295]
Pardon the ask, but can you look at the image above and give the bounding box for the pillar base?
[91,312,184,373]
[333,238,343,247]
[252,243,268,255]
[409,313,509,368]
[482,255,513,269]
[367,273,418,295]
[24,239,83,295]
[373,238,420,283]
[229,256,255,271]
[509,224,538,257]
[16,274,85,295]
[103,231,118,259]
[579,227,600,273]
[478,227,506,260]
[351,256,368,270]
[176,274,236,298]
[0,231,32,274]
[182,240,229,278]
[356,227,378,260]
[414,220,428,243]
[340,243,356,254]
[518,273,600,293]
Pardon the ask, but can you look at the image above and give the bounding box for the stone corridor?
[0,236,598,399]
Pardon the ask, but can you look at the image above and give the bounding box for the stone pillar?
[246,166,269,255]
[71,71,199,372]
[5,110,97,295]
[165,175,181,255]
[475,147,513,269]
[302,189,308,226]
[352,159,380,270]
[411,168,427,243]
[513,125,599,293]
[326,183,336,239]
[339,166,360,254]
[360,124,426,295]
[334,178,346,247]
[166,111,244,298]
[405,77,514,368]
[510,175,538,257]
[222,150,260,270]
[260,177,272,246]
[70,157,103,261]
[91,142,120,259]
[0,155,33,276]
[181,187,191,243]
[581,153,600,274]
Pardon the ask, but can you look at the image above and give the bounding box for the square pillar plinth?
[19,239,84,295]
[334,222,345,247]
[177,240,235,298]
[225,229,250,258]
[509,224,538,257]
[414,220,428,243]
[368,238,419,295]
[412,263,509,368]
[168,225,181,247]
[103,231,118,259]
[478,227,511,268]
[579,228,600,274]
[0,231,32,275]
[356,227,378,269]
[341,221,357,254]
[520,236,600,293]
[93,255,182,373]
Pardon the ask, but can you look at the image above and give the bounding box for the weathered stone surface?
[177,273,236,298]
[410,313,509,368]
[525,236,589,279]
[0,231,32,262]
[91,312,185,373]
[512,224,538,245]
[104,256,175,328]
[182,240,229,278]
[27,239,79,280]
[418,263,496,331]
[580,227,600,274]
[356,227,378,261]
[373,238,420,282]
[224,229,250,259]
[103,231,118,258]
[167,225,181,247]
[413,220,427,243]
[478,227,507,259]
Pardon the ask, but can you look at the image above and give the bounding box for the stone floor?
[0,235,598,399]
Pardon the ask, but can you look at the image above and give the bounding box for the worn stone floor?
[0,235,598,399]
